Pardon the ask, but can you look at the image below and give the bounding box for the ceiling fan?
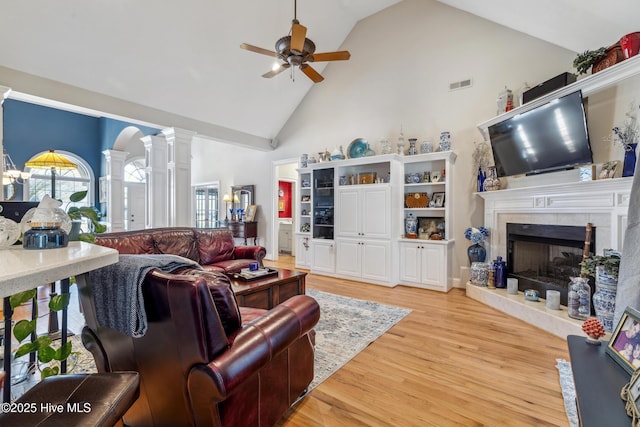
[240,0,350,83]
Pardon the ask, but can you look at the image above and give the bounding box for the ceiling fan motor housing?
[276,35,316,66]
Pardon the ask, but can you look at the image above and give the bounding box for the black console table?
[567,335,631,427]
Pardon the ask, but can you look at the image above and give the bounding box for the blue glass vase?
[622,143,637,177]
[467,243,487,264]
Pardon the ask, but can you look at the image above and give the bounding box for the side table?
[567,334,631,427]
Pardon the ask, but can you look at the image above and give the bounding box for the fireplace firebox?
[506,223,596,307]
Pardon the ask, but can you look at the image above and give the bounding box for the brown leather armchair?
[77,269,319,427]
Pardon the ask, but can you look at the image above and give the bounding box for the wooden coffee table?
[229,268,306,310]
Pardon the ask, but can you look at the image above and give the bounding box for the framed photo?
[599,160,619,179]
[431,171,441,183]
[245,205,257,222]
[432,192,445,208]
[418,217,445,240]
[606,306,640,375]
[621,367,640,420]
[301,195,311,202]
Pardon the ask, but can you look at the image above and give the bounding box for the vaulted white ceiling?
[0,0,637,146]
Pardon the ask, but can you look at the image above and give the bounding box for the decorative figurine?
[582,317,605,345]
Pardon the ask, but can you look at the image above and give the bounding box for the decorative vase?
[470,262,490,286]
[299,154,308,168]
[622,143,637,177]
[467,243,487,264]
[420,141,433,154]
[408,138,418,155]
[477,167,486,192]
[592,266,618,332]
[620,32,640,59]
[439,132,451,152]
[405,213,418,238]
[568,277,591,320]
[483,166,501,191]
[380,138,392,155]
[68,220,83,241]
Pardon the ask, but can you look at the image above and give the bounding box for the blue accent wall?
[3,99,159,204]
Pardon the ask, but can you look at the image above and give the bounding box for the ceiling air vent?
[449,78,473,91]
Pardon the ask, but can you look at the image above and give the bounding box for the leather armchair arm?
[233,245,266,267]
[187,295,319,402]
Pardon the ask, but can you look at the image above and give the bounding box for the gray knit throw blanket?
[87,254,201,337]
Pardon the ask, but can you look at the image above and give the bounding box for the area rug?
[66,289,411,391]
[306,289,411,390]
[556,359,579,427]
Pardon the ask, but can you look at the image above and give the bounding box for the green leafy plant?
[10,288,74,379]
[65,190,107,242]
[580,249,621,279]
[573,47,608,75]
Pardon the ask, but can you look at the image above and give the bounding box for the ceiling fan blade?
[262,63,291,78]
[310,51,351,62]
[240,43,278,57]
[290,23,307,54]
[300,64,324,83]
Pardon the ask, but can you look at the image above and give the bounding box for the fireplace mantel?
[477,176,633,259]
[469,176,632,337]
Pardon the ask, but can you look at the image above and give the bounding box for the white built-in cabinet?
[295,235,312,268]
[311,239,335,274]
[335,185,391,283]
[397,152,456,291]
[294,151,455,290]
[399,240,452,290]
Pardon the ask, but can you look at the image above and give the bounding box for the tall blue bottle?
[493,256,507,288]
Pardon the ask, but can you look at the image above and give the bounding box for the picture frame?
[621,366,640,421]
[432,192,445,208]
[418,217,445,240]
[606,306,640,375]
[245,205,257,222]
[599,160,619,179]
[431,171,441,183]
[301,195,311,202]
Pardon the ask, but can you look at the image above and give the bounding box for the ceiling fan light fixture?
[239,0,350,83]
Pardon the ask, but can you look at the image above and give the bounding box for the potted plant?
[573,47,608,75]
[580,249,621,332]
[65,190,107,242]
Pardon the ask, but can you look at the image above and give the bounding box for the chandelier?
[2,150,31,185]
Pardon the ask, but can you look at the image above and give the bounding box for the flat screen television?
[488,90,593,177]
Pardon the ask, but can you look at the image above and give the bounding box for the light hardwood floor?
[266,256,571,427]
[14,257,571,426]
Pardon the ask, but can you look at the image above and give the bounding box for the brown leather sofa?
[95,227,266,273]
[77,268,320,427]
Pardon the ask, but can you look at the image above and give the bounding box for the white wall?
[192,0,636,280]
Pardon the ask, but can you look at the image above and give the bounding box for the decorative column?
[142,134,169,228]
[163,127,194,227]
[102,150,128,232]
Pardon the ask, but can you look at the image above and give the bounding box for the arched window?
[124,158,146,183]
[24,151,94,209]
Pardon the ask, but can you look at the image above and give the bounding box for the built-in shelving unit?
[477,55,640,140]
[398,151,456,292]
[294,152,456,290]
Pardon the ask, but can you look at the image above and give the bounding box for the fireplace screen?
[507,223,595,307]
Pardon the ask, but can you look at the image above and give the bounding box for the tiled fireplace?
[467,177,633,338]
